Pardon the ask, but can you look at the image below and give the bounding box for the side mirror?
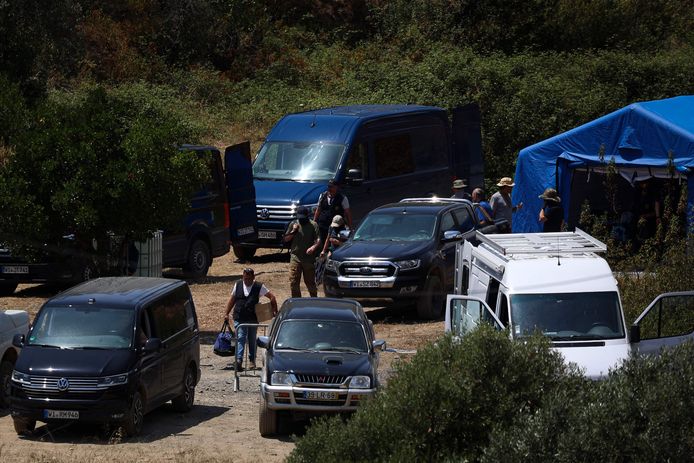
[345,168,363,186]
[442,230,462,242]
[12,333,25,348]
[629,324,641,344]
[257,336,270,349]
[372,339,386,352]
[143,337,161,353]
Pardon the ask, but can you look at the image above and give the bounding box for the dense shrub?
[287,327,583,462]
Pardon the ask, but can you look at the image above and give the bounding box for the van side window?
[411,125,448,170]
[139,311,151,346]
[461,264,470,295]
[346,142,369,179]
[486,279,500,310]
[453,208,474,232]
[147,286,190,340]
[498,294,509,326]
[374,134,414,178]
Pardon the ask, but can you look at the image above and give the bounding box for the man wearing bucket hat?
[490,177,523,232]
[538,188,564,232]
[451,179,471,200]
[283,205,321,297]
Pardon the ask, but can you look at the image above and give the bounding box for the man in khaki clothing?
[283,205,321,297]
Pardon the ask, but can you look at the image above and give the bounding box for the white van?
[445,229,694,378]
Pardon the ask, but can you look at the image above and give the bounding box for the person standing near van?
[472,188,494,225]
[284,206,321,297]
[224,268,278,371]
[314,179,352,244]
[490,177,523,232]
[538,188,564,232]
[451,179,471,200]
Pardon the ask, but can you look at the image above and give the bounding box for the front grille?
[295,395,349,407]
[294,375,347,385]
[256,204,297,221]
[25,390,103,401]
[339,262,396,278]
[21,376,107,392]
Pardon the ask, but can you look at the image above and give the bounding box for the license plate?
[258,231,276,239]
[350,280,380,288]
[2,265,28,274]
[304,391,338,400]
[237,226,255,236]
[44,410,79,419]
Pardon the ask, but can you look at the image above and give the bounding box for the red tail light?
[223,202,230,229]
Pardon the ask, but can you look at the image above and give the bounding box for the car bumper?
[10,394,132,423]
[240,220,289,248]
[0,262,78,284]
[323,273,425,299]
[261,383,375,412]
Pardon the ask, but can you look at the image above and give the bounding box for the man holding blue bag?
[224,268,278,371]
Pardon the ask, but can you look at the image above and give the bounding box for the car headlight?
[395,259,420,270]
[11,370,31,385]
[349,375,371,389]
[271,372,293,385]
[97,374,128,386]
[326,259,339,272]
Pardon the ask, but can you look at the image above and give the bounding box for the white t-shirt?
[239,281,269,298]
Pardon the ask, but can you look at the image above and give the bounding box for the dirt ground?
[0,248,443,462]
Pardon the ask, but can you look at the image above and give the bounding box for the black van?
[10,277,200,436]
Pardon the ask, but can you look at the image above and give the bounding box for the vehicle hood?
[268,350,373,377]
[554,342,631,380]
[333,240,432,261]
[254,180,325,206]
[16,346,136,377]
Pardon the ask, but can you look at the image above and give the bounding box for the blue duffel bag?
[213,320,235,357]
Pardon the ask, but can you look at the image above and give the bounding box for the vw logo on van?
[259,208,270,220]
[57,377,70,392]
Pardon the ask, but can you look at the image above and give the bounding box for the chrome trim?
[17,375,115,392]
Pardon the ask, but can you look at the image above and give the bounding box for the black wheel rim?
[184,370,194,406]
[192,245,207,272]
[133,393,143,431]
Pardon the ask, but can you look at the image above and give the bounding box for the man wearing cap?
[451,179,471,200]
[538,188,564,232]
[224,268,278,371]
[284,205,321,297]
[314,179,352,244]
[490,177,523,232]
[320,215,348,257]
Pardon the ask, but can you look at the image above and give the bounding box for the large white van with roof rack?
[445,229,694,378]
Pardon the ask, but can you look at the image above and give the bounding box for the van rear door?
[224,142,258,243]
[451,103,484,189]
[631,291,694,356]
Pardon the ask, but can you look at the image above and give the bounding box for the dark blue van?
[233,104,482,260]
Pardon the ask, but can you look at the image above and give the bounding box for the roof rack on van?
[399,197,472,204]
[475,228,607,256]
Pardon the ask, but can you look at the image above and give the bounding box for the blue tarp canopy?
[513,95,694,232]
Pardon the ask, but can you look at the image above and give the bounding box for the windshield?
[253,141,345,181]
[274,320,368,352]
[28,305,135,349]
[511,292,625,341]
[353,212,437,242]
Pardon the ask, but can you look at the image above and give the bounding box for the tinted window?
[453,207,475,232]
[346,142,370,180]
[354,211,437,241]
[440,212,456,234]
[411,125,448,169]
[374,134,414,178]
[148,286,193,340]
[274,320,367,352]
[29,306,135,349]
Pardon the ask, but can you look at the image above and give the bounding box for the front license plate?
[44,410,79,419]
[2,265,28,274]
[304,391,339,400]
[350,280,380,288]
[258,231,276,239]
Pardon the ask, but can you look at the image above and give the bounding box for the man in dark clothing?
[284,206,321,297]
[538,188,564,232]
[224,268,277,371]
[313,179,352,243]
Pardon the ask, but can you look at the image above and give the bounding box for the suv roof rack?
[399,197,472,204]
[475,228,607,256]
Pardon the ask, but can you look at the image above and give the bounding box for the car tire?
[0,282,18,297]
[171,367,196,413]
[78,261,98,282]
[259,391,278,437]
[232,244,256,262]
[416,274,445,320]
[0,359,14,408]
[13,416,36,435]
[184,239,211,278]
[122,390,145,437]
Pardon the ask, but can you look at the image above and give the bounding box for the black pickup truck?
[323,198,504,319]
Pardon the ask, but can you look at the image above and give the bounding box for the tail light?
[223,202,230,229]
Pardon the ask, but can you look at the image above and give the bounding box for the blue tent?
[512,95,694,233]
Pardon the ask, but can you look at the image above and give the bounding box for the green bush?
[287,327,582,463]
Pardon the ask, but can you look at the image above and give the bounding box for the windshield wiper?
[72,346,114,350]
[319,347,363,353]
[28,343,63,349]
[551,335,606,341]
[275,346,313,352]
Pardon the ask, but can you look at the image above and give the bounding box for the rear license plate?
[258,231,276,239]
[1,265,28,274]
[350,280,380,288]
[304,391,338,400]
[44,410,79,419]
